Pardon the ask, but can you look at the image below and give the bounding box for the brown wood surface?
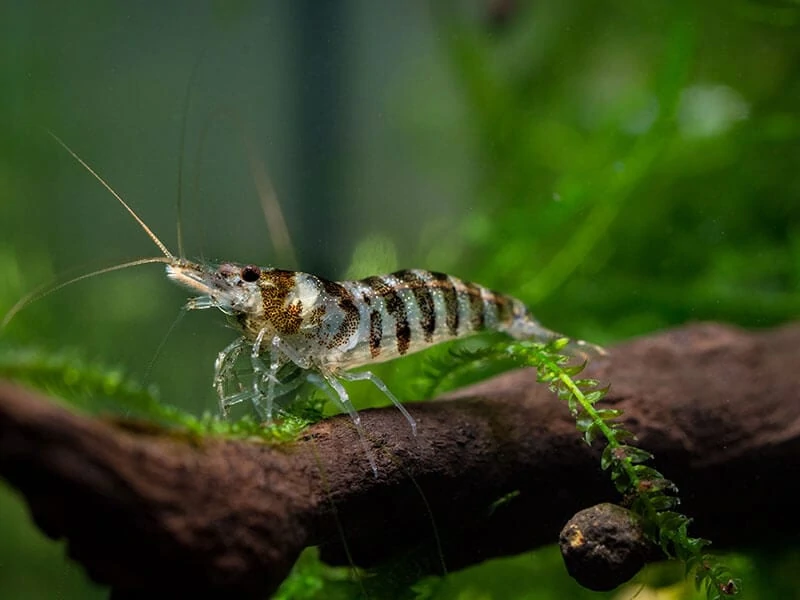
[1,322,798,597]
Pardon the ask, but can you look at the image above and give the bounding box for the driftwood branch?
[1,322,798,597]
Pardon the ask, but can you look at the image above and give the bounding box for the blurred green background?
[1,1,798,598]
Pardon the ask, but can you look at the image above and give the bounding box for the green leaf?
[583,423,600,445]
[600,444,616,470]
[594,407,622,420]
[566,396,578,415]
[575,415,594,432]
[649,493,679,511]
[610,468,631,493]
[560,362,586,377]
[619,445,654,464]
[631,464,665,480]
[583,390,607,404]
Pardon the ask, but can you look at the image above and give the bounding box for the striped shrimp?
[170,264,571,421]
[168,263,587,473]
[8,135,600,473]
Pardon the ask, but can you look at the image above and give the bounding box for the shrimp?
[169,262,574,425]
[6,134,601,473]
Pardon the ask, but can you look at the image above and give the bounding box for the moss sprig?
[0,344,314,442]
[421,337,740,599]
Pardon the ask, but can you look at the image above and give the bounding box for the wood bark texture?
[0,322,798,597]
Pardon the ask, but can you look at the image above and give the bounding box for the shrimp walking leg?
[271,336,311,369]
[249,330,286,420]
[214,337,248,415]
[248,330,273,419]
[307,372,378,476]
[248,331,321,420]
[337,370,417,435]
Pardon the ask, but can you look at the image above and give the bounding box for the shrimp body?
[168,261,560,372]
[167,260,568,472]
[21,134,596,474]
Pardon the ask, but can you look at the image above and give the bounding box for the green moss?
[0,344,317,442]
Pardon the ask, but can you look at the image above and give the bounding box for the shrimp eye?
[241,264,261,282]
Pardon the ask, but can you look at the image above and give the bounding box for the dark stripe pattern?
[465,282,486,330]
[429,271,459,335]
[363,292,383,358]
[397,270,436,342]
[341,270,518,359]
[319,278,360,349]
[362,275,411,355]
[494,293,514,324]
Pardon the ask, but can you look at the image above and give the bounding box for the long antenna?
[48,131,175,261]
[1,257,171,329]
